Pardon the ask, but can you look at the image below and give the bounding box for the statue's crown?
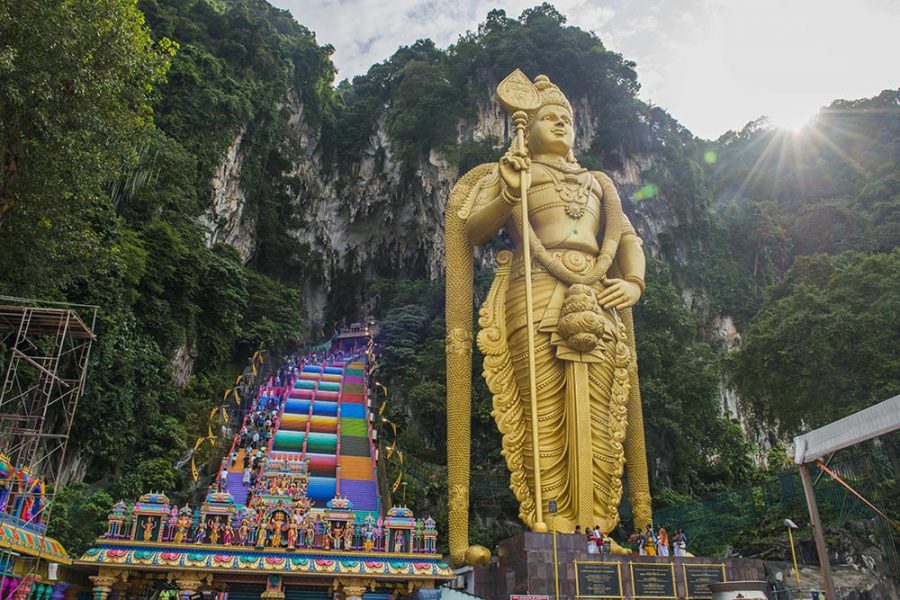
[533,74,573,115]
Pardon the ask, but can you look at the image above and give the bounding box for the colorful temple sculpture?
[76,349,452,600]
[0,454,75,600]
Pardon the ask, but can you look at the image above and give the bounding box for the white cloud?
[272,0,900,139]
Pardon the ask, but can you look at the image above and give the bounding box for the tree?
[0,0,174,297]
[635,260,758,495]
[733,251,900,434]
[0,0,174,219]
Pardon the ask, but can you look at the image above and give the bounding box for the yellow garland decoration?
[391,471,403,493]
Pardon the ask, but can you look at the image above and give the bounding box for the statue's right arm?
[463,177,508,246]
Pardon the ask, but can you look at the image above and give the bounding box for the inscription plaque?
[683,564,726,599]
[574,561,623,598]
[630,563,676,599]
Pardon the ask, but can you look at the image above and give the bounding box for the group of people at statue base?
[627,525,688,557]
[575,525,610,554]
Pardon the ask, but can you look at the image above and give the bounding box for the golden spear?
[497,69,548,533]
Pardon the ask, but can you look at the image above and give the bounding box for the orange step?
[227,448,246,473]
[340,456,374,480]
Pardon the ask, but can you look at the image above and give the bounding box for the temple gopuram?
[75,353,452,600]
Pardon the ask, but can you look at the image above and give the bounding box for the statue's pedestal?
[468,532,767,599]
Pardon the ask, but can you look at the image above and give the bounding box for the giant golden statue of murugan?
[445,70,652,566]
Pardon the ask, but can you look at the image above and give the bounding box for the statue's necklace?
[533,160,591,220]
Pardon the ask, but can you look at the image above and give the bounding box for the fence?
[638,453,898,574]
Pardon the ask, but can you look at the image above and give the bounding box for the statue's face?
[528,104,574,156]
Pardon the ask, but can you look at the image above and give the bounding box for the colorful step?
[340,433,371,458]
[307,476,336,502]
[339,479,378,511]
[340,456,373,480]
[340,418,368,437]
[272,431,337,454]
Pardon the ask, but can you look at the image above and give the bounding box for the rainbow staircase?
[269,358,379,513]
[336,361,378,511]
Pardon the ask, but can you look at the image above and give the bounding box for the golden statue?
[445,70,652,566]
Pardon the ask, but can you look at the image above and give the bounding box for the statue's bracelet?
[501,186,520,206]
[624,275,646,293]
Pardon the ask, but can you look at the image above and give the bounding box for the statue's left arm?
[594,172,646,309]
[616,218,646,290]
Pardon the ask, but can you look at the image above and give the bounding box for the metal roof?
[793,394,900,464]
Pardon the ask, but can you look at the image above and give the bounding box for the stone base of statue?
[458,532,767,599]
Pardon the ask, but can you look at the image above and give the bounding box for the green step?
[340,418,368,437]
[341,436,371,457]
[272,431,337,453]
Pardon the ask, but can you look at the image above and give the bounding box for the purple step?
[340,479,378,512]
[226,472,249,506]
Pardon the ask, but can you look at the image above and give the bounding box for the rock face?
[171,341,196,388]
[201,80,704,295]
[201,127,256,263]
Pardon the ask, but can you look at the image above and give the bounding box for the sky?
[271,0,900,139]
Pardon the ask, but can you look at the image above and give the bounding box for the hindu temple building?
[0,456,74,600]
[74,351,452,600]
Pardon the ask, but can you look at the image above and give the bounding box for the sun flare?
[767,107,818,132]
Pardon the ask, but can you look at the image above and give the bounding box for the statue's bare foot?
[609,539,632,555]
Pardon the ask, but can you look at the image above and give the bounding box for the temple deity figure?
[209,518,221,544]
[332,524,343,550]
[174,515,189,544]
[194,521,207,544]
[255,520,267,548]
[238,521,250,546]
[343,521,354,551]
[167,506,179,541]
[445,70,652,565]
[375,517,384,551]
[392,530,405,553]
[271,516,284,548]
[286,520,298,550]
[314,515,324,547]
[414,519,423,552]
[223,523,234,545]
[142,518,156,541]
[20,493,34,522]
[304,521,315,548]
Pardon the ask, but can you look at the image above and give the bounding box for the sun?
[767,105,818,132]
